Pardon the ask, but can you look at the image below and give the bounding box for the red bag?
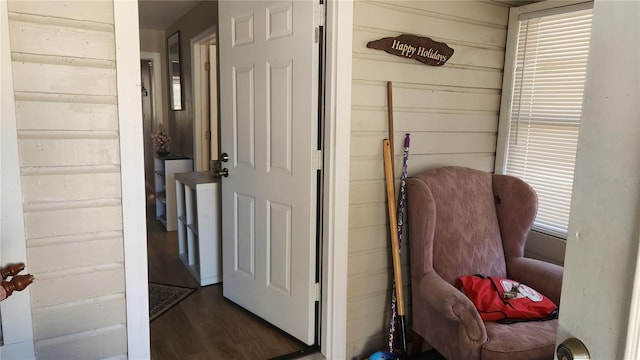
[456,275,558,323]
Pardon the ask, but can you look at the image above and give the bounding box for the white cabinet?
[175,171,222,286]
[154,156,192,231]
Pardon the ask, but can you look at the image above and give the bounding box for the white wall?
[6,1,128,357]
[165,1,218,158]
[557,1,640,358]
[347,1,509,357]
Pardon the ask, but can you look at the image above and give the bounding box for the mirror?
[167,31,183,111]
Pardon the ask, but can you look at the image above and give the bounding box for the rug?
[149,282,196,321]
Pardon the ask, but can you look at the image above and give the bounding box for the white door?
[218,0,319,345]
[556,1,640,359]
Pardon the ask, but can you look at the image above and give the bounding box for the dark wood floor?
[146,204,308,359]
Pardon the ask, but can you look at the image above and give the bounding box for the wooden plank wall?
[347,1,509,358]
[7,1,128,358]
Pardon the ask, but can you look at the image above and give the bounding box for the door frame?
[115,1,353,358]
[140,51,164,129]
[191,26,217,172]
[0,1,36,356]
[114,2,151,359]
[320,1,352,357]
[140,51,164,191]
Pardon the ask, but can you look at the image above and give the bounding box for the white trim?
[140,51,164,129]
[191,26,217,172]
[518,1,593,21]
[113,1,150,359]
[321,0,352,358]
[493,4,519,174]
[1,341,35,359]
[0,1,35,355]
[524,231,566,266]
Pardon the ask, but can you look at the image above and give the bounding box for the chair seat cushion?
[482,319,558,360]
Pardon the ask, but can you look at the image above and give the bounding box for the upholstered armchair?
[407,166,563,360]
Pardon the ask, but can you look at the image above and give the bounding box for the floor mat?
[149,282,196,321]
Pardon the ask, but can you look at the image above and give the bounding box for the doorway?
[191,27,218,172]
[139,19,312,360]
[140,51,164,193]
[132,2,351,358]
[140,59,154,191]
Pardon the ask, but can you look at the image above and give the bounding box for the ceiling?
[137,0,540,30]
[138,0,201,30]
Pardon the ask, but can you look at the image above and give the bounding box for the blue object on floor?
[369,351,398,360]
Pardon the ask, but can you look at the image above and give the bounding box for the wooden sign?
[367,34,454,66]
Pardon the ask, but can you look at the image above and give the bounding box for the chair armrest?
[507,257,563,306]
[419,271,486,342]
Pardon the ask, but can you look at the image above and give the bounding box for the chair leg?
[409,331,425,357]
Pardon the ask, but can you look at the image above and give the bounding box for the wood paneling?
[351,132,497,158]
[350,154,496,182]
[354,1,507,48]
[32,295,126,340]
[20,172,121,203]
[351,109,498,132]
[352,58,503,88]
[347,1,509,357]
[27,237,124,274]
[15,99,119,131]
[12,62,117,96]
[31,266,125,308]
[8,16,115,60]
[18,138,120,167]
[7,1,114,24]
[352,82,501,111]
[23,204,123,239]
[7,1,127,358]
[34,324,127,360]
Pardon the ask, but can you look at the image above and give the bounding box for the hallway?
[146,205,308,359]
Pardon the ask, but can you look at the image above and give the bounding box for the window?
[496,2,593,239]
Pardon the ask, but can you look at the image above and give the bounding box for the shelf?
[175,171,221,286]
[186,223,199,236]
[154,157,192,231]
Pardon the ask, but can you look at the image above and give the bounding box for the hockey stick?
[395,134,410,354]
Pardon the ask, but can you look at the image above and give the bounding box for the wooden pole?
[383,139,405,317]
[387,81,395,177]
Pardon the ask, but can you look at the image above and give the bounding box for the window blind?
[505,6,593,238]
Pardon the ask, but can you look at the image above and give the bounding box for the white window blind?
[505,5,592,239]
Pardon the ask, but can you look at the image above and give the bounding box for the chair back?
[407,167,507,285]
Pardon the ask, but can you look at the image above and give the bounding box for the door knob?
[220,152,229,162]
[214,168,229,178]
[557,338,590,360]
